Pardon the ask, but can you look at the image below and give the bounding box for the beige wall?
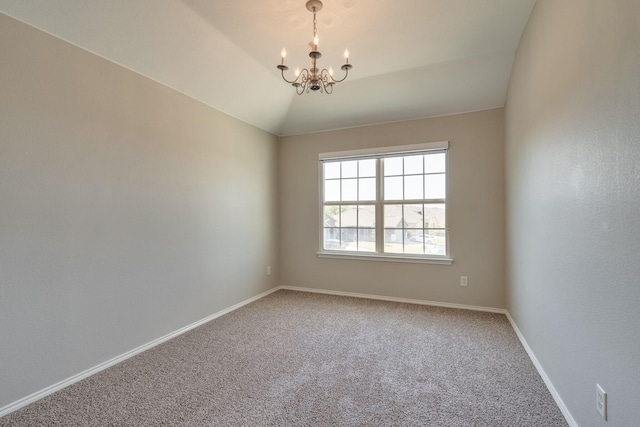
[279,109,505,309]
[505,0,640,425]
[0,14,278,409]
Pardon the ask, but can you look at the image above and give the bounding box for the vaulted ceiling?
[0,0,536,136]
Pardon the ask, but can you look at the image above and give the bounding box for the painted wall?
[0,14,278,409]
[279,109,505,309]
[504,1,640,425]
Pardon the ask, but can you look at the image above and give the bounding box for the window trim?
[319,141,449,162]
[318,141,452,264]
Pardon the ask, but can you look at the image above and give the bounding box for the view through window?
[321,142,448,259]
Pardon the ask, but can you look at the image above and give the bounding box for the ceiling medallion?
[277,0,352,95]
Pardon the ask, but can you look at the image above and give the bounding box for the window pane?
[405,230,424,254]
[420,231,438,245]
[384,176,403,200]
[425,153,446,173]
[384,157,403,176]
[358,205,376,228]
[425,229,446,256]
[404,175,423,200]
[357,228,376,252]
[341,178,358,201]
[423,204,446,228]
[340,228,357,250]
[403,204,423,228]
[342,160,358,178]
[406,229,422,243]
[324,228,343,250]
[324,206,340,227]
[341,205,358,227]
[324,162,341,179]
[384,229,404,253]
[325,180,340,201]
[359,159,376,177]
[384,204,403,229]
[404,155,423,175]
[358,177,376,201]
[424,174,446,199]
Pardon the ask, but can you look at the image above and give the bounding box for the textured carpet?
[1,290,567,426]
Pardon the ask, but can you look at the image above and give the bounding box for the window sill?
[316,251,453,265]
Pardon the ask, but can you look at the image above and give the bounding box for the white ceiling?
[0,0,536,136]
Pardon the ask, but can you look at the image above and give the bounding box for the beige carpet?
[1,290,567,426]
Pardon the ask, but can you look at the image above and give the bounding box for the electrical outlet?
[267,266,271,276]
[596,384,607,420]
[460,276,468,287]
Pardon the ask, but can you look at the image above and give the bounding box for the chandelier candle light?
[277,0,352,94]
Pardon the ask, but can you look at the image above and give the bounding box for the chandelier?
[277,0,352,95]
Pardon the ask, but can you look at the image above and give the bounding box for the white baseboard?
[0,286,281,418]
[505,311,578,427]
[279,285,507,314]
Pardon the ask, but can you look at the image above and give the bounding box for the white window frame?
[318,141,452,265]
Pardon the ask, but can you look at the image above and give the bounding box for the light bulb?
[313,36,319,49]
[344,49,350,63]
[329,66,334,76]
[295,67,300,77]
[281,48,286,65]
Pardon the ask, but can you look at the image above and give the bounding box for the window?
[319,142,451,263]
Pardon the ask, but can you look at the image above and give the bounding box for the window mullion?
[376,158,384,253]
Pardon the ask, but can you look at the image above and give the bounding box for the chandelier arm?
[294,70,311,95]
[321,78,333,95]
[319,69,335,95]
[280,71,298,85]
[330,66,352,83]
[279,67,300,85]
[298,68,311,84]
[280,67,313,86]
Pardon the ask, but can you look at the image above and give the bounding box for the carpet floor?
[1,290,567,426]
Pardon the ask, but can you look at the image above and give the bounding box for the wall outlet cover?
[596,384,607,420]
